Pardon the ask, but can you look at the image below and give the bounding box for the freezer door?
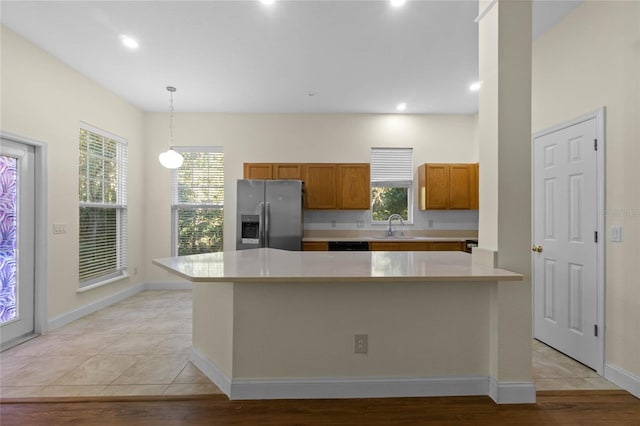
[236,180,265,250]
[265,180,303,250]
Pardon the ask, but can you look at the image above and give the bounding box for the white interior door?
[533,115,602,371]
[0,139,35,345]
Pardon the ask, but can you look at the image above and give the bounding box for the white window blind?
[371,147,414,187]
[78,123,127,287]
[172,147,224,256]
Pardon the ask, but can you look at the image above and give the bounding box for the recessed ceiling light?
[119,35,139,49]
[469,81,482,91]
[396,102,407,111]
[390,0,407,7]
[260,0,275,5]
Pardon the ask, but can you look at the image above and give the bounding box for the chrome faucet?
[387,214,405,237]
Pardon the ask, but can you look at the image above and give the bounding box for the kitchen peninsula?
[153,248,534,403]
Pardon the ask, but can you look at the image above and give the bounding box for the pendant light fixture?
[158,86,184,169]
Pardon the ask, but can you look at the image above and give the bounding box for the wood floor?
[1,391,638,425]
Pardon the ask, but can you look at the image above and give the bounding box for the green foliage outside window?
[177,209,224,255]
[371,187,408,221]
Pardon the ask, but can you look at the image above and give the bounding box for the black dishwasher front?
[328,241,369,251]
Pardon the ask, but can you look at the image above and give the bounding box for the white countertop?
[153,248,522,283]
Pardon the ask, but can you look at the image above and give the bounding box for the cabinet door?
[419,164,450,210]
[244,163,273,179]
[426,241,464,251]
[274,163,302,180]
[338,164,370,209]
[449,164,473,209]
[302,241,329,251]
[470,163,479,210]
[303,164,338,209]
[369,242,429,251]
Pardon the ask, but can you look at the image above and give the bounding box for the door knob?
[532,245,543,253]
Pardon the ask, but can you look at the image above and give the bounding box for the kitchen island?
[153,248,534,403]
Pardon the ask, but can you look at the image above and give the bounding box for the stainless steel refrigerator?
[236,179,304,251]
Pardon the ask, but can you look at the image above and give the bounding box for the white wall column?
[476,0,534,403]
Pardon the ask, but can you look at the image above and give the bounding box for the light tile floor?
[1,290,618,398]
[0,290,222,398]
[532,339,618,391]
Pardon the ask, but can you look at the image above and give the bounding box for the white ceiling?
[0,0,581,114]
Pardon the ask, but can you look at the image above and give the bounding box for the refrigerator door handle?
[259,202,265,248]
[265,202,271,248]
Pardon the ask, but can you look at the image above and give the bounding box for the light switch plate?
[52,223,67,234]
[610,225,622,242]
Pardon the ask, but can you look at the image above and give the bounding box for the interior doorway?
[531,108,605,375]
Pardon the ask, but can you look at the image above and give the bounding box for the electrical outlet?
[52,223,67,234]
[354,334,368,354]
[428,219,434,229]
[331,220,336,228]
[356,220,365,229]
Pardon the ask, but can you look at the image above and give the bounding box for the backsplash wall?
[304,209,479,232]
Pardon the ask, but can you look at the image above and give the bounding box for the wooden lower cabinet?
[302,241,329,251]
[295,241,465,252]
[426,241,465,251]
[369,241,430,251]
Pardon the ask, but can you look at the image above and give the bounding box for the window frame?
[370,147,414,225]
[78,122,128,289]
[171,146,224,256]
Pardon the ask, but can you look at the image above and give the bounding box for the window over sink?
[370,147,413,224]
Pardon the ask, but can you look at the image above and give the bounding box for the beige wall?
[145,113,479,282]
[532,1,640,379]
[0,27,146,319]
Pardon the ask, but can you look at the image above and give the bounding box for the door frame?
[0,131,48,337]
[531,107,606,375]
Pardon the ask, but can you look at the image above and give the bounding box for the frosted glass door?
[0,139,35,345]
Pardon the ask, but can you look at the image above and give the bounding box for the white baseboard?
[46,282,190,331]
[47,283,146,331]
[488,377,537,404]
[190,347,535,403]
[190,347,232,396]
[145,281,192,290]
[604,363,640,399]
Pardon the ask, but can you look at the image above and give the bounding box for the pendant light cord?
[167,86,176,148]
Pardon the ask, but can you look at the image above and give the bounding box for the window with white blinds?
[172,147,224,256]
[78,123,128,287]
[370,147,413,223]
[371,147,414,186]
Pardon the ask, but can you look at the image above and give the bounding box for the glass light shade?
[158,149,184,169]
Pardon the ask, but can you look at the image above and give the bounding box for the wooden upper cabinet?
[470,163,479,210]
[337,164,370,210]
[303,164,338,209]
[243,162,370,210]
[419,163,479,210]
[449,164,473,209]
[273,163,302,180]
[419,164,449,210]
[243,163,273,179]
